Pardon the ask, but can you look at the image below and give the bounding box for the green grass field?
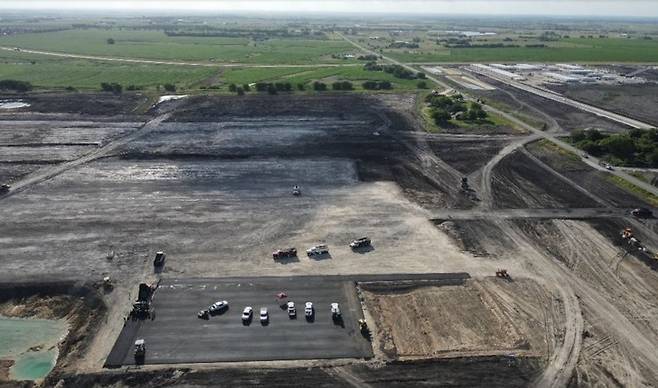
[383,38,658,63]
[222,66,422,91]
[0,50,216,90]
[0,28,356,65]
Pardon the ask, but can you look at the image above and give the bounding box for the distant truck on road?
[153,251,166,267]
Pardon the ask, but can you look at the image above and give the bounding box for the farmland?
[0,28,356,65]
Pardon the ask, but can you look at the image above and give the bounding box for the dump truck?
[0,184,9,194]
[292,185,301,196]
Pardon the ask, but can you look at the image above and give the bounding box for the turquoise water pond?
[0,316,68,381]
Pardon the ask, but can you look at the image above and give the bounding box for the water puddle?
[0,100,31,110]
[0,316,68,381]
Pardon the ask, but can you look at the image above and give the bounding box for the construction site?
[2,62,658,387]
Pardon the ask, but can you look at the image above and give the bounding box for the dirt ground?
[470,76,631,133]
[3,90,658,387]
[361,278,556,360]
[547,83,658,127]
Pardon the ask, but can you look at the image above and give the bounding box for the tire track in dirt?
[0,113,171,200]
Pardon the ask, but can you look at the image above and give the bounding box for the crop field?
[359,33,658,63]
[0,28,356,65]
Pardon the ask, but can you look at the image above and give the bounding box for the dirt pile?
[361,278,556,360]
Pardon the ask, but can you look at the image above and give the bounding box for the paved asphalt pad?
[115,276,379,365]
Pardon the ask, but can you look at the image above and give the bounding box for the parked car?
[209,300,228,314]
[273,247,297,260]
[305,302,314,319]
[306,244,329,256]
[330,302,341,319]
[242,306,253,323]
[287,301,296,318]
[349,237,371,249]
[260,307,269,323]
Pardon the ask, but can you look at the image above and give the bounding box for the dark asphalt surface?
[107,273,468,366]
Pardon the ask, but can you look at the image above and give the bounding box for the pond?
[0,316,68,381]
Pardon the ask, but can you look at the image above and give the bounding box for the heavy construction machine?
[496,269,510,279]
[0,184,9,194]
[621,228,646,252]
[134,339,146,363]
[358,319,371,339]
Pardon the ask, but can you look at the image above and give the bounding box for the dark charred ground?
[0,92,150,121]
[526,141,652,209]
[42,357,540,388]
[467,76,631,133]
[491,150,599,209]
[124,94,478,209]
[547,83,658,127]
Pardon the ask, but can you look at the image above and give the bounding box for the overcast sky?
[1,1,658,18]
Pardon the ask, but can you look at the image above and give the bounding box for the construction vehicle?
[198,309,210,320]
[272,247,297,260]
[631,208,653,218]
[358,319,371,339]
[621,227,646,251]
[349,237,371,249]
[134,339,146,363]
[461,177,469,191]
[496,269,510,279]
[0,184,9,194]
[130,282,156,319]
[153,251,166,267]
[292,185,301,196]
[102,276,113,291]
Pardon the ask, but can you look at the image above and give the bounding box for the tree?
[228,83,237,92]
[100,82,122,94]
[163,83,176,92]
[313,81,327,91]
[379,81,392,90]
[242,84,251,92]
[599,134,636,159]
[107,38,115,45]
[648,149,658,167]
[431,108,451,125]
[417,81,428,89]
[297,83,306,91]
[236,87,245,96]
[267,84,277,95]
[417,72,426,79]
[0,79,32,92]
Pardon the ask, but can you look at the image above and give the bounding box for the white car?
[260,307,268,323]
[331,302,341,317]
[242,306,253,322]
[287,301,296,318]
[305,302,314,318]
[306,244,329,256]
[209,300,228,314]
